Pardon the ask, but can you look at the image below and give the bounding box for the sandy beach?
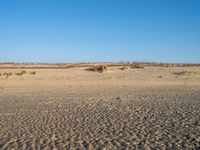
[0,66,200,149]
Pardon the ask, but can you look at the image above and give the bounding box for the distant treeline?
[0,62,199,69]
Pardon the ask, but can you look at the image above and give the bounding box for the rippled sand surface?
[0,67,200,149]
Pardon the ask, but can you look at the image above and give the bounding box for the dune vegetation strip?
[0,62,200,69]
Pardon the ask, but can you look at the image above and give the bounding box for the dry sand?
[0,66,200,149]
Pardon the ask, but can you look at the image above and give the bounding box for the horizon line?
[0,61,200,65]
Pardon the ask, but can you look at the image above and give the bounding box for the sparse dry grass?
[0,70,37,78]
[174,71,200,76]
[3,73,8,76]
[0,72,13,78]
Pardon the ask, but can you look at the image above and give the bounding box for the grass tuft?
[0,72,12,78]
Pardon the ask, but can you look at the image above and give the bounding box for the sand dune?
[0,66,200,149]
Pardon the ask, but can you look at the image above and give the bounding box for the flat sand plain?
[0,66,200,149]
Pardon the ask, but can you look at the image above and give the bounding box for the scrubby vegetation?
[0,70,37,78]
[131,63,145,69]
[0,72,12,78]
[87,65,108,73]
[0,62,199,69]
[30,71,36,75]
[174,71,200,76]
[120,66,128,70]
[15,70,27,76]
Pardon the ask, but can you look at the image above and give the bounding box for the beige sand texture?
[0,66,200,149]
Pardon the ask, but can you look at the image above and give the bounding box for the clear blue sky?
[0,0,200,63]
